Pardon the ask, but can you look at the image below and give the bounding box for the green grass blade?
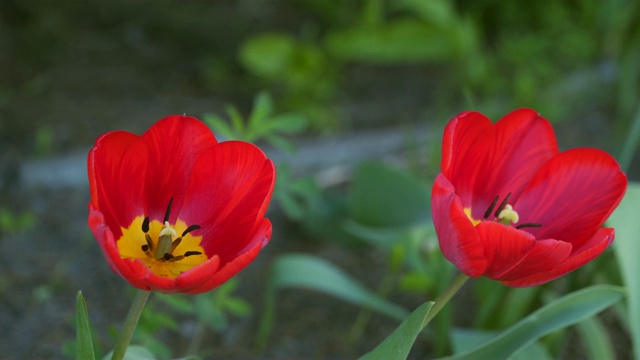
[576,317,615,360]
[256,253,409,348]
[76,291,95,360]
[439,285,625,360]
[270,253,408,319]
[609,181,640,359]
[359,301,434,360]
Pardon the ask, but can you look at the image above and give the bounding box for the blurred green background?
[1,0,639,359]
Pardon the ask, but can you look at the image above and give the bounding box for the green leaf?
[609,181,640,359]
[271,254,407,319]
[262,113,308,134]
[76,291,95,360]
[223,298,252,317]
[239,33,295,78]
[438,285,625,360]
[247,91,273,129]
[203,114,237,140]
[102,345,157,360]
[154,294,194,315]
[265,134,297,153]
[347,162,430,228]
[359,301,434,360]
[576,317,615,360]
[225,105,245,136]
[450,329,551,360]
[326,19,455,63]
[257,254,408,348]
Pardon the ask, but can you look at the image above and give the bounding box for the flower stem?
[422,273,469,329]
[111,289,151,360]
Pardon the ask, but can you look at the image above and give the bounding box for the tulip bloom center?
[465,192,541,230]
[116,200,208,278]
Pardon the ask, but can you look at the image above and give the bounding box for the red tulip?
[432,109,627,287]
[88,115,275,294]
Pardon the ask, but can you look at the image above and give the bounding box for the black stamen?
[483,195,500,219]
[163,253,174,261]
[142,216,150,233]
[141,244,149,251]
[184,251,202,257]
[145,234,155,252]
[515,223,542,229]
[163,198,173,223]
[182,224,201,237]
[494,192,512,217]
[170,237,182,253]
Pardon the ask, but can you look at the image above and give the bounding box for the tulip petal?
[441,109,558,220]
[501,228,614,287]
[186,219,272,294]
[475,221,536,279]
[441,111,493,207]
[464,213,572,284]
[180,141,275,263]
[515,148,627,248]
[140,115,218,221]
[432,174,486,277]
[88,131,148,236]
[478,109,559,205]
[89,205,149,290]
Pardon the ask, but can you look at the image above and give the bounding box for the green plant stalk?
[422,273,469,329]
[111,289,151,360]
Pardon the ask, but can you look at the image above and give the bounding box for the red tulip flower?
[432,109,627,287]
[88,115,275,294]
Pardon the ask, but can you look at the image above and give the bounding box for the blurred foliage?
[204,91,308,152]
[1,0,639,358]
[0,207,35,234]
[134,279,250,360]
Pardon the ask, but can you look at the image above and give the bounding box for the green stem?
[111,289,151,360]
[422,273,469,329]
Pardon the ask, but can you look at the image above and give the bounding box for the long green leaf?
[576,317,615,360]
[257,254,408,348]
[102,345,157,360]
[76,291,95,360]
[439,285,625,360]
[450,329,551,360]
[609,182,640,359]
[359,301,434,360]
[271,254,408,319]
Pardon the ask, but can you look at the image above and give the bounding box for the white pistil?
[498,204,520,224]
[159,221,177,238]
[155,221,177,259]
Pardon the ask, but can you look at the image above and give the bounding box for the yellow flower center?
[117,216,208,278]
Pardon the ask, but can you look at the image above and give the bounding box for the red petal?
[475,221,537,279]
[180,141,275,264]
[514,148,627,248]
[441,111,493,207]
[477,109,559,206]
[140,115,218,221]
[475,221,572,282]
[88,131,148,237]
[441,109,558,220]
[432,173,486,277]
[186,219,271,294]
[501,228,614,287]
[89,205,150,290]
